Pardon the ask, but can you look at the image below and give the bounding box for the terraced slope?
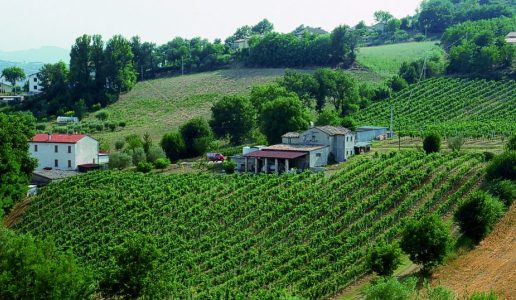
[14,151,485,299]
[354,77,516,138]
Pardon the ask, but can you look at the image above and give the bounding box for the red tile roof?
[244,150,307,159]
[30,133,87,144]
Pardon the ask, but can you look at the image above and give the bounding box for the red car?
[207,152,225,162]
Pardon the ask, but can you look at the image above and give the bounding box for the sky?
[0,0,422,51]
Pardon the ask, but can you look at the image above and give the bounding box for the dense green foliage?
[15,151,485,298]
[180,117,213,157]
[1,66,25,92]
[108,152,132,169]
[354,77,516,138]
[210,95,256,145]
[259,96,310,144]
[454,191,505,242]
[160,131,186,162]
[400,214,452,271]
[364,277,416,300]
[485,179,515,207]
[485,151,516,180]
[366,242,402,276]
[0,113,36,217]
[423,133,442,154]
[0,227,95,299]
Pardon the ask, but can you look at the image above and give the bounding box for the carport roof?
[244,150,307,159]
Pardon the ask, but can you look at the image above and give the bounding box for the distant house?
[232,38,249,50]
[506,32,516,44]
[355,126,390,143]
[0,82,13,94]
[282,125,356,163]
[28,73,43,94]
[57,116,79,124]
[29,133,99,171]
[294,27,328,37]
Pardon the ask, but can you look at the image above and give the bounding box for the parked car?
[207,152,225,162]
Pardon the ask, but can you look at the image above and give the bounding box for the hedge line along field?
[14,151,485,299]
[354,77,516,138]
[356,41,444,77]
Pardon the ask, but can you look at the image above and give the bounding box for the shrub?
[147,146,167,163]
[95,124,104,132]
[109,152,132,169]
[388,75,408,92]
[118,121,126,127]
[35,123,46,131]
[92,103,102,111]
[506,135,516,151]
[414,33,426,42]
[125,134,143,150]
[486,179,515,207]
[400,214,451,272]
[486,151,516,181]
[180,117,213,157]
[423,133,441,154]
[161,131,186,162]
[447,136,464,152]
[129,147,147,166]
[470,291,499,300]
[315,108,341,126]
[366,242,402,276]
[108,122,117,131]
[364,277,416,300]
[154,158,170,170]
[96,111,109,120]
[222,160,236,174]
[136,161,153,173]
[372,85,392,101]
[454,191,505,243]
[483,151,495,161]
[115,140,125,151]
[0,227,96,299]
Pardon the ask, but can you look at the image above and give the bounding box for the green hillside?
[15,151,485,299]
[354,77,516,138]
[356,41,444,77]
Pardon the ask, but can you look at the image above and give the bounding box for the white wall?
[29,137,98,170]
[28,74,43,94]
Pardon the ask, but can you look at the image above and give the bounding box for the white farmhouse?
[28,73,43,95]
[29,134,99,170]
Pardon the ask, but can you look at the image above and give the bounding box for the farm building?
[232,39,249,50]
[0,82,13,94]
[506,32,516,44]
[29,133,100,171]
[28,73,43,94]
[282,125,355,163]
[236,144,329,173]
[31,169,79,186]
[57,116,79,124]
[355,126,390,142]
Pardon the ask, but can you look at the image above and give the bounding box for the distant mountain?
[0,46,69,64]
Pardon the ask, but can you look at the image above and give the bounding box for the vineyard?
[15,151,485,299]
[354,77,516,138]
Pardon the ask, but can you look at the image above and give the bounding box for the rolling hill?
[13,150,485,299]
[354,77,516,138]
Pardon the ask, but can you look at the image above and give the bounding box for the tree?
[180,117,213,157]
[252,19,274,34]
[447,135,465,152]
[485,151,516,180]
[161,131,186,162]
[108,152,132,169]
[136,161,153,173]
[366,242,402,276]
[70,35,93,100]
[0,227,96,299]
[259,96,310,144]
[125,134,143,150]
[374,10,394,24]
[365,277,416,300]
[1,67,25,94]
[250,83,295,113]
[210,95,256,145]
[36,62,71,115]
[128,147,147,166]
[0,113,37,217]
[388,75,408,92]
[154,158,170,171]
[104,35,137,93]
[400,215,452,272]
[330,25,357,67]
[315,108,341,126]
[102,234,161,298]
[423,133,441,154]
[146,146,167,164]
[143,132,153,154]
[485,179,515,207]
[418,0,454,33]
[454,191,505,243]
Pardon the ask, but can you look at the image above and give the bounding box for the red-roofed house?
[29,133,99,170]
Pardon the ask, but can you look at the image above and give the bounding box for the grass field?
[84,68,288,145]
[12,150,486,298]
[356,41,444,77]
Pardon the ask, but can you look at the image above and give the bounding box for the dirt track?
[432,203,516,299]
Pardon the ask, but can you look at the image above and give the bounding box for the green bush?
[470,291,499,300]
[0,227,95,299]
[129,147,147,166]
[485,151,516,180]
[118,121,126,128]
[486,179,515,207]
[483,151,495,161]
[423,133,441,154]
[161,131,186,162]
[95,124,104,132]
[147,146,167,163]
[109,152,132,169]
[92,103,102,111]
[366,242,402,276]
[454,191,505,243]
[388,75,408,92]
[115,140,125,151]
[136,161,153,173]
[222,160,236,174]
[108,122,117,131]
[96,111,108,121]
[180,117,213,157]
[400,214,451,272]
[154,158,170,170]
[447,136,464,152]
[364,277,416,300]
[35,123,46,131]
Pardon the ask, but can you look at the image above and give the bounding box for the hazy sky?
[1,0,422,51]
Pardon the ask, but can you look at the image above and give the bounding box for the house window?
[68,145,72,153]
[68,160,72,168]
[54,145,58,153]
[54,159,58,167]
[34,145,38,152]
[33,78,37,82]
[316,153,321,158]
[33,85,37,90]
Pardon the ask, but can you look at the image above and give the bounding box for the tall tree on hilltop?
[104,35,136,93]
[330,25,357,67]
[1,67,25,94]
[70,34,93,100]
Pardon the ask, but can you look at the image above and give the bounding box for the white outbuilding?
[29,133,99,171]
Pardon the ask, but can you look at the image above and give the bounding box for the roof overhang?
[244,150,307,159]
